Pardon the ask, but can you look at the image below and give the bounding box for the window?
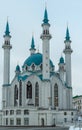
[16,110,21,115]
[32,64,35,71]
[64,118,67,122]
[14,85,18,106]
[54,84,58,107]
[24,118,29,125]
[19,80,22,106]
[5,41,9,45]
[16,118,21,125]
[10,110,14,115]
[64,112,67,115]
[40,64,42,70]
[71,112,73,115]
[24,110,29,115]
[6,110,8,115]
[26,81,32,99]
[10,118,14,125]
[26,66,28,71]
[35,82,39,106]
[6,118,8,125]
[71,118,73,123]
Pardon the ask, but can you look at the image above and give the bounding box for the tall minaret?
[40,7,52,80]
[29,35,36,55]
[63,27,73,87]
[2,20,12,85]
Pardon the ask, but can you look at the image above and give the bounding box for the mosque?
[1,7,76,126]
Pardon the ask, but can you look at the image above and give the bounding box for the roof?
[43,8,49,24]
[73,95,82,99]
[30,35,36,50]
[23,53,54,67]
[4,21,10,36]
[59,56,64,64]
[15,65,21,72]
[65,26,71,42]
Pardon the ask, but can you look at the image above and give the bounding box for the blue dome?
[23,53,54,67]
[16,65,21,72]
[59,56,64,64]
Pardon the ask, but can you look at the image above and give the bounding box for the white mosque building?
[1,7,76,126]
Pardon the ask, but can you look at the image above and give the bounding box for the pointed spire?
[15,64,21,72]
[43,6,49,24]
[5,19,10,36]
[65,26,70,41]
[59,56,64,64]
[29,34,36,55]
[31,35,35,49]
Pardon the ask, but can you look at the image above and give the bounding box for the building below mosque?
[1,7,76,126]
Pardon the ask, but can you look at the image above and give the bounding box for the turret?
[63,26,73,87]
[40,7,52,80]
[58,56,65,83]
[15,65,21,76]
[2,20,12,85]
[29,35,36,55]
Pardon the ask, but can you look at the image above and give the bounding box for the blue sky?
[0,0,82,107]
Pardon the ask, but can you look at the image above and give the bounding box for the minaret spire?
[4,19,11,37]
[43,6,49,24]
[65,26,71,42]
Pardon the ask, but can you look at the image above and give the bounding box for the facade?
[1,7,76,126]
[73,95,82,115]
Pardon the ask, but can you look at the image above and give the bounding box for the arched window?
[25,66,28,71]
[35,82,39,106]
[46,30,48,34]
[31,64,35,71]
[40,64,42,70]
[26,81,32,99]
[14,85,18,106]
[54,84,58,108]
[19,80,22,106]
[43,30,45,34]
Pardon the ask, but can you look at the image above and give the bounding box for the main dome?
[23,53,54,67]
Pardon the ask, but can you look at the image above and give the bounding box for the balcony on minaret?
[40,28,52,40]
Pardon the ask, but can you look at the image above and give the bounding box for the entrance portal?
[41,118,44,126]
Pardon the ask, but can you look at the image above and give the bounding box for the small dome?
[59,56,64,64]
[15,65,21,72]
[23,53,54,68]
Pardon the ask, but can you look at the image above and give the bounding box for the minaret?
[2,20,12,85]
[29,35,36,55]
[58,56,65,83]
[63,27,73,87]
[40,7,52,80]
